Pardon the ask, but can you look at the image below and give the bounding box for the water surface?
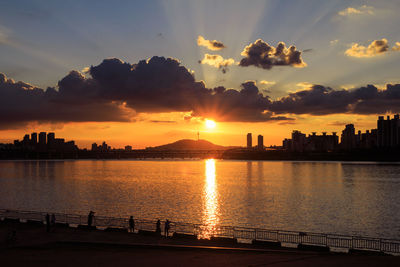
[0,159,399,239]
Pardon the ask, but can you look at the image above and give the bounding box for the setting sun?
[205,119,216,129]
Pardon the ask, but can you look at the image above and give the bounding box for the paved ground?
[1,220,399,266]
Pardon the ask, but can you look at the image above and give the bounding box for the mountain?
[146,139,227,151]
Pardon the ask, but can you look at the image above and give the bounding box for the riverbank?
[1,149,400,161]
[1,220,399,266]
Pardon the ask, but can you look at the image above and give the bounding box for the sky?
[1,0,400,148]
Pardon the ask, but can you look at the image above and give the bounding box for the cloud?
[197,35,226,51]
[345,39,390,58]
[330,40,339,46]
[338,5,374,16]
[260,80,276,86]
[392,42,400,51]
[199,54,236,73]
[0,72,134,129]
[268,83,400,115]
[0,56,293,128]
[239,39,306,70]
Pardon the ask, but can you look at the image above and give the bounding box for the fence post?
[254,228,257,241]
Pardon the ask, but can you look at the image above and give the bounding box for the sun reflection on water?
[200,159,219,239]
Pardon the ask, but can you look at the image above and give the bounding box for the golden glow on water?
[200,159,219,239]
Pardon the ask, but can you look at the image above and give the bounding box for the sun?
[205,119,216,129]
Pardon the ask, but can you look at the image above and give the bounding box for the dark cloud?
[269,84,400,115]
[190,81,292,122]
[5,54,398,128]
[239,39,306,69]
[0,57,292,128]
[150,120,176,123]
[0,72,133,128]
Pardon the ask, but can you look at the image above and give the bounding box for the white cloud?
[345,39,390,58]
[330,39,339,46]
[392,42,400,51]
[260,80,276,86]
[338,5,374,16]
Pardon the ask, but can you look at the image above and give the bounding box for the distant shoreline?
[1,149,400,162]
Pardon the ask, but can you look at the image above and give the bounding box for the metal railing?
[1,208,399,254]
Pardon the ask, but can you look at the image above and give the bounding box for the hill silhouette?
[146,139,226,151]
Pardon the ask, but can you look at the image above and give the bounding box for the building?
[305,132,338,152]
[377,115,400,148]
[247,133,252,148]
[31,133,37,145]
[47,132,55,145]
[125,145,132,151]
[341,124,356,151]
[38,132,47,146]
[257,135,264,150]
[291,130,306,152]
[359,129,377,149]
[91,143,98,151]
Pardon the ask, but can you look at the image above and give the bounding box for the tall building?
[38,132,47,145]
[291,130,306,152]
[91,143,98,151]
[377,114,400,148]
[31,133,37,145]
[341,124,356,151]
[257,135,264,150]
[305,132,338,152]
[47,132,55,145]
[247,133,252,148]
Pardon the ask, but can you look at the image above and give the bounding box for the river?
[0,159,399,239]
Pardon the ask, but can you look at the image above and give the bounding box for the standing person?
[45,213,50,232]
[156,219,161,235]
[51,214,56,227]
[164,219,170,237]
[129,216,135,233]
[88,211,95,227]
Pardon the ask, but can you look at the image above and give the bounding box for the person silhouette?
[51,214,56,227]
[45,213,50,232]
[164,219,170,237]
[129,216,135,233]
[156,219,161,235]
[88,211,95,227]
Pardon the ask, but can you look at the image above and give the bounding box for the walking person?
[45,213,50,232]
[87,211,95,228]
[164,219,170,237]
[156,219,161,235]
[129,216,135,233]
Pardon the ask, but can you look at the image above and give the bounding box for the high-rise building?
[291,130,306,152]
[39,132,47,145]
[377,114,400,148]
[257,135,264,150]
[31,133,37,145]
[47,132,55,145]
[341,124,356,151]
[247,133,252,148]
[91,143,98,151]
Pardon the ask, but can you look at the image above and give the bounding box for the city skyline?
[5,113,398,152]
[1,1,400,148]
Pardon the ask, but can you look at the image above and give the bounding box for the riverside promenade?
[1,209,400,266]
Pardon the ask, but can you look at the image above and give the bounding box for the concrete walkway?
[1,220,399,266]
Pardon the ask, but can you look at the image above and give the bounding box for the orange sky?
[0,113,380,149]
